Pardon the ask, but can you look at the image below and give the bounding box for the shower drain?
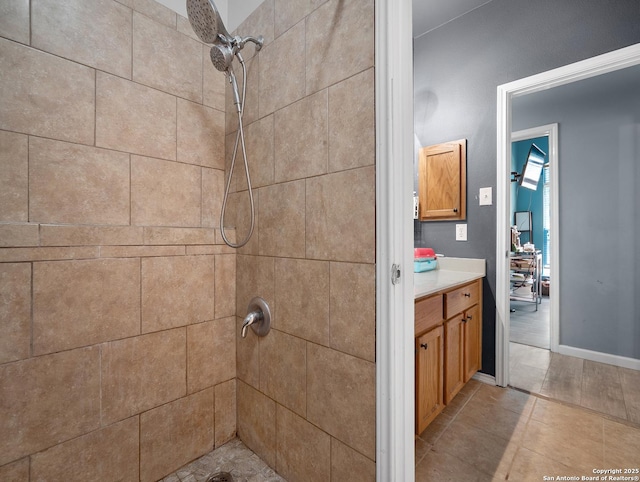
[206,472,234,482]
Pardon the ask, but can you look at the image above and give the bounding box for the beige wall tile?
[133,0,176,28]
[0,0,29,44]
[274,0,325,37]
[260,330,306,416]
[237,380,276,468]
[140,389,214,482]
[258,181,305,258]
[0,247,99,263]
[144,227,216,245]
[215,379,237,447]
[0,458,28,481]
[31,417,139,482]
[231,189,260,255]
[187,317,236,393]
[178,99,225,169]
[0,131,28,222]
[29,138,130,225]
[328,68,375,172]
[276,405,331,481]
[259,21,305,116]
[32,0,132,78]
[274,90,328,182]
[330,262,375,361]
[134,13,202,102]
[202,168,225,228]
[331,438,376,482]
[0,38,95,144]
[307,343,376,459]
[176,14,200,42]
[203,45,227,112]
[215,254,236,318]
[189,245,236,256]
[141,255,215,333]
[32,258,140,355]
[0,224,39,247]
[41,225,144,247]
[0,263,30,364]
[305,167,375,263]
[131,156,201,227]
[234,0,275,58]
[305,0,374,94]
[101,329,186,425]
[96,72,176,160]
[274,258,329,345]
[0,347,100,466]
[236,255,275,318]
[237,115,275,190]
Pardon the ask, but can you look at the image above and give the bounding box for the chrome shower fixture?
[186,0,264,249]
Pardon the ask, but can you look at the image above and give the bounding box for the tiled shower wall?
[0,1,236,480]
[227,0,377,480]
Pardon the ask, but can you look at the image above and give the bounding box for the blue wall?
[511,136,548,263]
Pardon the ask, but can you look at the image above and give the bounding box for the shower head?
[186,0,230,44]
[210,43,235,72]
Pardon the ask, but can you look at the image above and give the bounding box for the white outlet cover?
[456,224,467,241]
[479,187,492,206]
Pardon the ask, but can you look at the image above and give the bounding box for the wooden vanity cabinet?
[415,325,444,434]
[415,278,482,433]
[444,280,483,403]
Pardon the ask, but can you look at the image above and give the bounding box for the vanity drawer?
[415,294,444,336]
[444,280,480,318]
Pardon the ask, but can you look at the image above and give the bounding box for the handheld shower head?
[186,0,230,43]
[209,43,235,72]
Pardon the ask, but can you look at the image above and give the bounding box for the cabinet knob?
[461,317,467,323]
[453,208,458,213]
[467,315,473,320]
[420,343,428,350]
[464,293,471,297]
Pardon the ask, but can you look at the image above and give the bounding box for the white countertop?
[414,257,486,299]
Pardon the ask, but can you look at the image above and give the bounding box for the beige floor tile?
[508,447,577,482]
[580,360,627,419]
[619,366,640,424]
[472,383,536,417]
[521,418,603,472]
[433,419,519,479]
[417,411,453,447]
[540,353,583,404]
[456,394,530,443]
[416,448,487,482]
[603,418,640,467]
[510,364,547,394]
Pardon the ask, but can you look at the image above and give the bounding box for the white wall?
[157,0,262,34]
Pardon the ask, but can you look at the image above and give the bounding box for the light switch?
[479,187,492,206]
[456,224,467,241]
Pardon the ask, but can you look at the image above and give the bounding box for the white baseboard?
[472,372,497,385]
[558,345,640,371]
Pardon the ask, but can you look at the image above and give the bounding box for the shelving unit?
[510,250,542,311]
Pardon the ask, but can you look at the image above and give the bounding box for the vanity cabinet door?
[415,325,444,434]
[444,315,465,404]
[418,139,466,221]
[463,303,481,382]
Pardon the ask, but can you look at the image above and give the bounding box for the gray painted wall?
[413,0,640,374]
[512,67,640,359]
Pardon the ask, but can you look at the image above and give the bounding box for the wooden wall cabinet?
[415,279,482,434]
[418,139,466,221]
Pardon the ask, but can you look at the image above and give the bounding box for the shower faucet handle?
[241,297,271,338]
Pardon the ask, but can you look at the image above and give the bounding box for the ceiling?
[413,0,492,38]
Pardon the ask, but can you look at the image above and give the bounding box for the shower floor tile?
[161,438,286,482]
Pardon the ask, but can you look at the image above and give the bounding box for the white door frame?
[495,43,640,387]
[375,0,414,480]
[510,123,559,357]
